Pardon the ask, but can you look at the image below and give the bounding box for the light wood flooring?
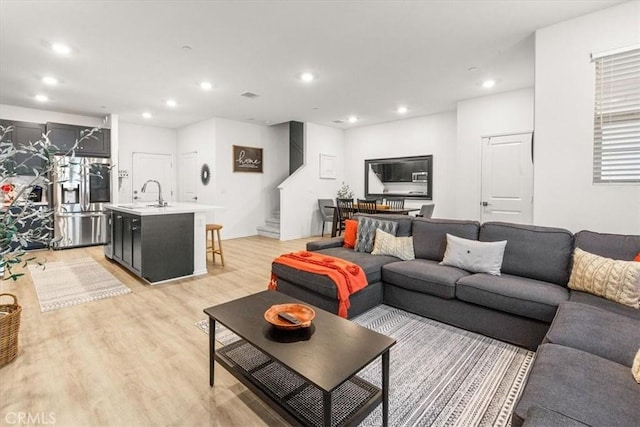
[0,235,319,427]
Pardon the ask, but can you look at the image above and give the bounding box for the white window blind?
[592,45,640,184]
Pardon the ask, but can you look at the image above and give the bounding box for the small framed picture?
[233,145,263,173]
[319,154,336,179]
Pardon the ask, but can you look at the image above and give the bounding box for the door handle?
[192,196,198,200]
[481,201,490,206]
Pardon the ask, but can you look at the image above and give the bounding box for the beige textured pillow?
[371,228,415,261]
[633,349,640,384]
[568,248,640,309]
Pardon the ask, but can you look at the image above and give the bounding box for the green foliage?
[337,182,354,199]
[0,124,102,281]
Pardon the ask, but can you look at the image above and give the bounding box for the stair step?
[266,217,280,227]
[257,225,280,239]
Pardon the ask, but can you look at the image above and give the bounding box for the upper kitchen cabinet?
[46,122,111,158]
[0,119,47,175]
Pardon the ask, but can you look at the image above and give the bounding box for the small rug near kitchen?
[29,257,131,312]
[195,305,534,427]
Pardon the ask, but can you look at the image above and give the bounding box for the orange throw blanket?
[269,251,368,318]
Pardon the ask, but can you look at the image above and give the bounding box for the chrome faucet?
[141,179,167,207]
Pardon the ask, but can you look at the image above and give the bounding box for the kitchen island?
[105,203,219,284]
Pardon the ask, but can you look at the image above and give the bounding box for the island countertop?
[105,202,220,216]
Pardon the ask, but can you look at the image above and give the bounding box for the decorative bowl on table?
[264,303,315,330]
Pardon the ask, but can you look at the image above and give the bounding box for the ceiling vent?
[332,120,344,124]
[240,91,260,99]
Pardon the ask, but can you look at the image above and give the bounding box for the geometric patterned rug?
[195,304,534,427]
[29,257,131,312]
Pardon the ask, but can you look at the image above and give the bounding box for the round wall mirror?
[201,164,211,185]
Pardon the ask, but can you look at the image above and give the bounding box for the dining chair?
[357,198,378,214]
[335,198,355,236]
[417,203,435,218]
[317,198,335,237]
[385,198,405,209]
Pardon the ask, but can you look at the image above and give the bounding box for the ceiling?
[0,0,624,129]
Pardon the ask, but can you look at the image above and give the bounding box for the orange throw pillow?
[635,252,640,262]
[343,219,358,249]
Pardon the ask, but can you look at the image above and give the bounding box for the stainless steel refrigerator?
[51,155,111,249]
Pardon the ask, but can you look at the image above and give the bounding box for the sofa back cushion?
[353,213,413,237]
[574,230,640,261]
[480,222,574,286]
[412,218,480,261]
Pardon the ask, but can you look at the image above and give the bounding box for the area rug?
[29,257,132,312]
[195,305,534,427]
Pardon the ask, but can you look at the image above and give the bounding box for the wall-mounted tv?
[365,155,433,199]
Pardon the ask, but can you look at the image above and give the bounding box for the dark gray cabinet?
[46,122,110,157]
[111,212,194,283]
[0,119,47,175]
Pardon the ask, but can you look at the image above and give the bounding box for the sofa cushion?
[480,222,573,286]
[354,217,398,253]
[521,406,590,427]
[545,302,640,367]
[569,290,640,321]
[354,213,414,237]
[371,229,415,261]
[412,218,480,261]
[633,350,640,383]
[513,344,640,427]
[568,248,640,309]
[314,247,398,284]
[575,230,640,261]
[440,233,506,275]
[456,273,569,322]
[382,259,470,299]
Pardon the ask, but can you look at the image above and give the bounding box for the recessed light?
[142,112,152,119]
[397,106,408,114]
[482,79,496,89]
[42,76,58,85]
[166,99,177,107]
[300,72,316,82]
[348,116,358,123]
[51,43,71,55]
[35,94,48,102]
[200,81,212,91]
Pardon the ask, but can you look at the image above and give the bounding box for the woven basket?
[0,293,22,366]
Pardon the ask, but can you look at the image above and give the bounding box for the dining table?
[328,204,420,237]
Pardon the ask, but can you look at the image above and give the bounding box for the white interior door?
[179,151,198,203]
[132,152,174,204]
[481,133,533,224]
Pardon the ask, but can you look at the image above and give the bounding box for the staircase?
[257,209,280,239]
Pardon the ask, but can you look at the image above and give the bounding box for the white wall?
[279,123,345,240]
[455,88,535,220]
[0,104,105,128]
[534,1,640,234]
[117,122,177,203]
[343,112,457,218]
[177,118,289,239]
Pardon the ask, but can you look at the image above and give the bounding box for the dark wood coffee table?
[204,290,396,427]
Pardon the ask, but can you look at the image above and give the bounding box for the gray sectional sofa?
[271,214,640,427]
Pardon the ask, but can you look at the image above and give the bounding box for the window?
[592,45,640,184]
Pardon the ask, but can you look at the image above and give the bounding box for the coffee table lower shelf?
[216,339,381,427]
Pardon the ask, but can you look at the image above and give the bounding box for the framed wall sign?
[233,145,263,173]
[319,154,336,179]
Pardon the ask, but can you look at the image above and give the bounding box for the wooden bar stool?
[206,224,225,266]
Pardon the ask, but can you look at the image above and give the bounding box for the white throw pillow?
[371,229,415,261]
[440,234,507,275]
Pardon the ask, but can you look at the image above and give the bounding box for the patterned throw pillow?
[568,248,640,309]
[632,349,640,383]
[371,229,415,260]
[354,217,398,253]
[439,234,507,275]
